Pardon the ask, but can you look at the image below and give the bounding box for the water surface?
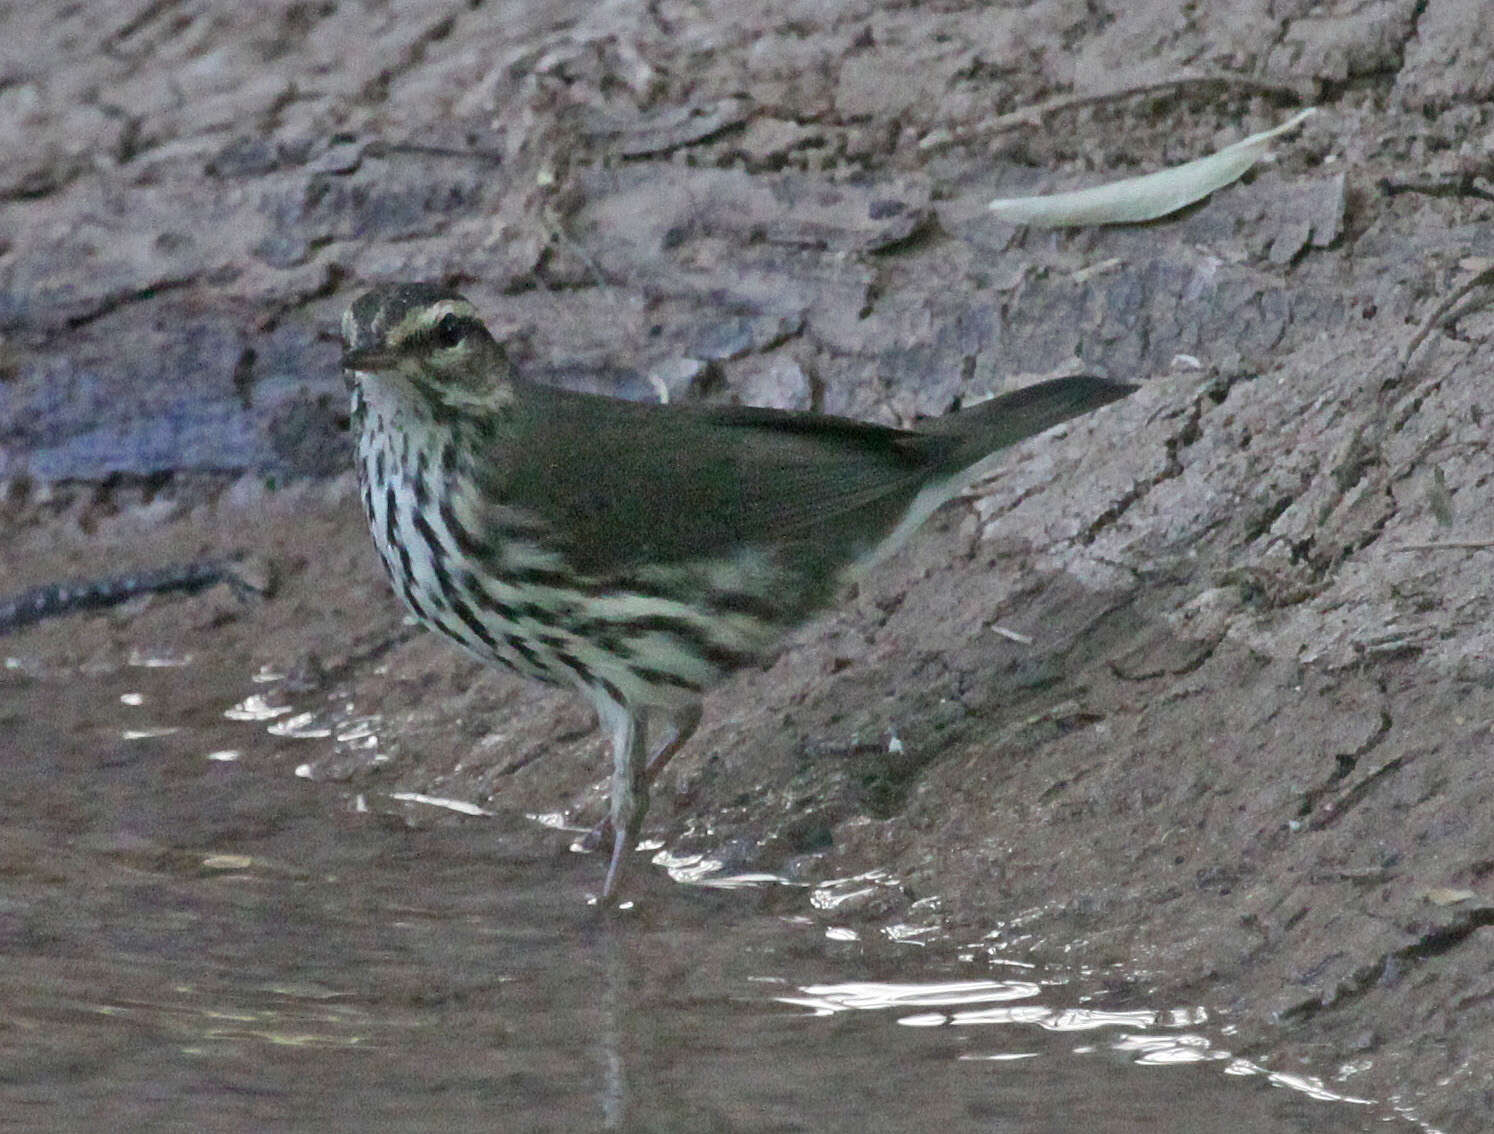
[0,651,1408,1131]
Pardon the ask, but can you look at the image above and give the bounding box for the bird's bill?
[341,346,399,372]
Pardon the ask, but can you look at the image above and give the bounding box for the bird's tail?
[848,374,1135,578]
[926,374,1136,474]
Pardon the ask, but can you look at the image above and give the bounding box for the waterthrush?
[341,283,1134,898]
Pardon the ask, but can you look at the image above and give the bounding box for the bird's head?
[341,283,513,410]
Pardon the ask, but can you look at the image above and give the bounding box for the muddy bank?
[4,1,1494,1128]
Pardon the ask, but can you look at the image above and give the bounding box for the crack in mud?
[1300,697,1397,827]
[359,13,460,103]
[61,278,197,331]
[1080,386,1206,545]
[1281,902,1494,1024]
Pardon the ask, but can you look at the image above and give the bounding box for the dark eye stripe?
[421,313,481,350]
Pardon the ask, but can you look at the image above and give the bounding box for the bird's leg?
[602,704,648,900]
[583,702,702,855]
[646,701,703,785]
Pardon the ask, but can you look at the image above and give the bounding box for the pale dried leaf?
[1421,887,1477,906]
[988,108,1317,227]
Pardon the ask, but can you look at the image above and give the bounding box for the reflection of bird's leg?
[585,702,703,860]
[598,923,627,1130]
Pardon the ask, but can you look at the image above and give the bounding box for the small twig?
[1379,174,1494,203]
[1400,265,1494,375]
[1392,540,1494,552]
[363,140,505,165]
[977,73,1309,137]
[0,554,267,636]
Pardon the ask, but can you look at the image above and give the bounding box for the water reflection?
[127,649,193,669]
[780,979,1043,1014]
[387,792,494,817]
[774,980,1381,1113]
[0,651,1420,1132]
[223,693,294,722]
[650,848,796,890]
[266,711,332,739]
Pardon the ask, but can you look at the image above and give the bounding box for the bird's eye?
[432,312,466,349]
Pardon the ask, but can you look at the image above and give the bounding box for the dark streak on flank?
[580,613,758,674]
[448,592,500,651]
[626,664,704,693]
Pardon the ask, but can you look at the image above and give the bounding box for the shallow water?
[0,651,1408,1132]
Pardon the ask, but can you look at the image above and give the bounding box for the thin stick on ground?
[973,73,1310,138]
[1392,540,1494,552]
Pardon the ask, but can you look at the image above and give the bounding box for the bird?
[340,282,1135,898]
